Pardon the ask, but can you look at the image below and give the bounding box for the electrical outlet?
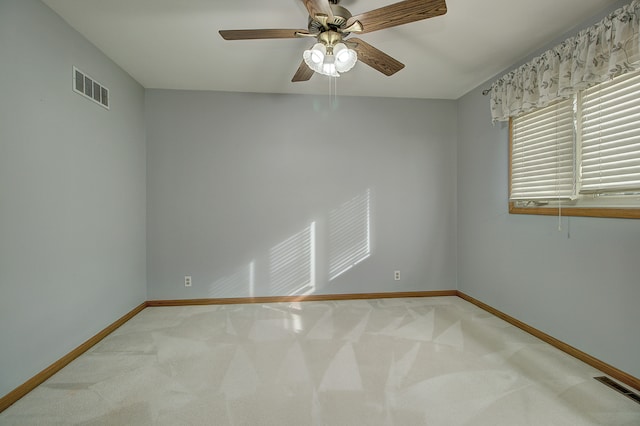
[184,275,192,287]
[394,270,401,281]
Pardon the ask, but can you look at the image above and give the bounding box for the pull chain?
[558,201,562,231]
[329,76,338,109]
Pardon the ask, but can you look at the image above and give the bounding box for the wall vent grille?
[73,67,109,109]
[594,376,640,404]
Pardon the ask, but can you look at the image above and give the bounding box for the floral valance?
[490,0,640,122]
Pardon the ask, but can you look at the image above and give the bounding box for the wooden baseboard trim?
[5,290,638,414]
[146,290,458,307]
[456,291,640,392]
[0,302,147,413]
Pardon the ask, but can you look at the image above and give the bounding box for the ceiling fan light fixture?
[303,43,340,77]
[302,41,356,77]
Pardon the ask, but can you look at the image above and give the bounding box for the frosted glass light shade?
[321,55,339,77]
[303,43,328,74]
[333,43,357,73]
[308,43,326,64]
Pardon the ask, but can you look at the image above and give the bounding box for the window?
[509,69,640,219]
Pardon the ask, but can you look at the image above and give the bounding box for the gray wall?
[146,90,457,300]
[0,0,146,398]
[2,0,637,403]
[457,1,640,379]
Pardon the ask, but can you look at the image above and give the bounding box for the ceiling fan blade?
[219,29,309,40]
[301,0,334,23]
[292,60,314,82]
[346,0,447,34]
[347,38,405,76]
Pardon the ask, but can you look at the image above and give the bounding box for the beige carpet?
[1,296,639,425]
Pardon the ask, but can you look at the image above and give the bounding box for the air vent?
[73,67,109,109]
[594,376,640,405]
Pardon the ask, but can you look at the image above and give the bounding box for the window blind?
[511,98,576,200]
[581,71,640,194]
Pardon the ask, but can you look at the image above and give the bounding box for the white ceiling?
[42,0,619,100]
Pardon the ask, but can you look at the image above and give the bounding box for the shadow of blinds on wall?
[209,262,255,298]
[269,222,316,296]
[329,189,371,281]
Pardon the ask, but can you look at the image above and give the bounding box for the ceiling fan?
[219,0,447,82]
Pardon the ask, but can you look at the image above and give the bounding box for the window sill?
[508,203,640,219]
